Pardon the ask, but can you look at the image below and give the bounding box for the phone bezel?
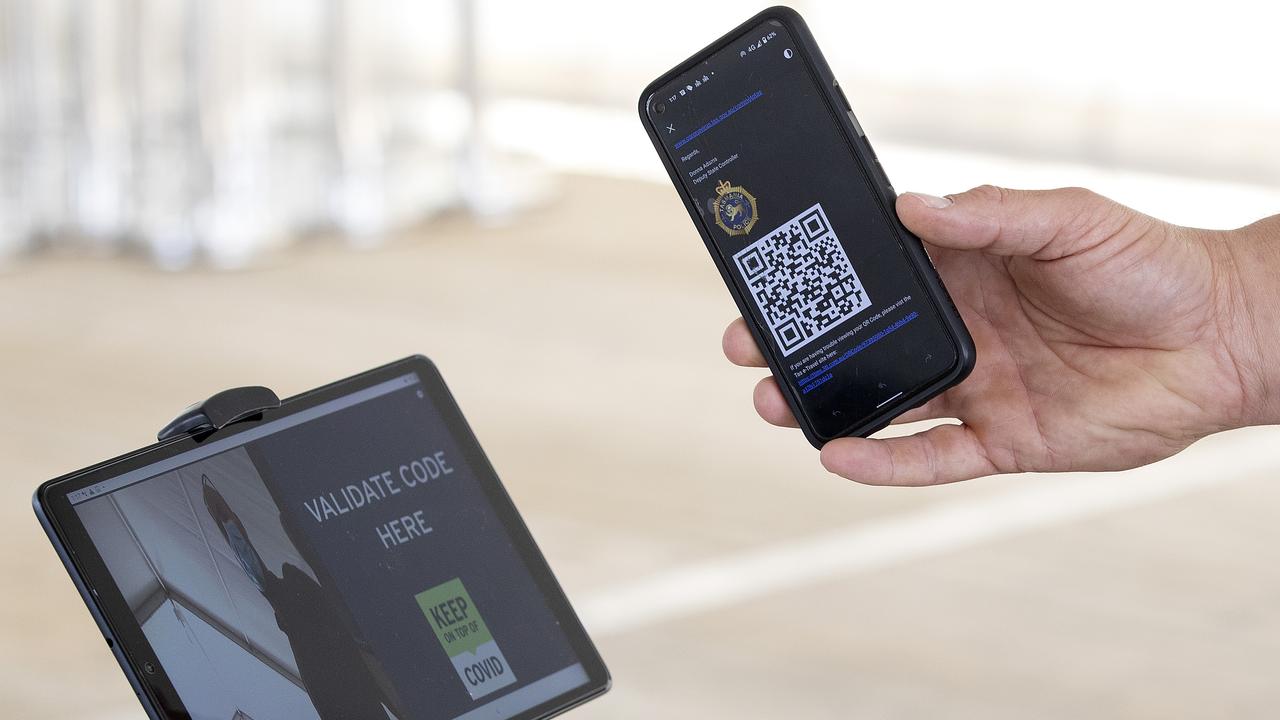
[639,5,975,446]
[33,355,611,720]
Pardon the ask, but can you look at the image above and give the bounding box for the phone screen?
[645,18,959,438]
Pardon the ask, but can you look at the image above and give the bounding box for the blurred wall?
[0,0,466,267]
[482,1,1280,186]
[1,0,1276,266]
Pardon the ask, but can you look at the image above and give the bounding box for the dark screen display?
[646,19,958,438]
[69,372,590,720]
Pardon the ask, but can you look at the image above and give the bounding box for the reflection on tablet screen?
[69,373,590,720]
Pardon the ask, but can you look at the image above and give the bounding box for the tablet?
[34,356,609,720]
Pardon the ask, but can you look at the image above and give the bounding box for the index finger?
[722,317,768,368]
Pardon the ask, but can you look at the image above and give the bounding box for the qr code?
[732,203,870,357]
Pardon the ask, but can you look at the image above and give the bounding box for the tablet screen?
[65,369,597,720]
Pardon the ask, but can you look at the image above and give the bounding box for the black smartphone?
[640,6,975,447]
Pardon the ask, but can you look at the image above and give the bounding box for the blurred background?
[3,1,1279,718]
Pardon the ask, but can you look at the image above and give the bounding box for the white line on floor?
[578,428,1277,637]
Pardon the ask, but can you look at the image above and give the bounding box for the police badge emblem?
[712,179,758,236]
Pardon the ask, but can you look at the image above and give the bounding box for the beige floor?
[2,175,1278,719]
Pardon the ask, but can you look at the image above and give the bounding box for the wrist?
[1210,216,1280,427]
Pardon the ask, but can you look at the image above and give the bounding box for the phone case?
[638,5,975,447]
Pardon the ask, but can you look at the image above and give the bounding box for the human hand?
[723,185,1280,485]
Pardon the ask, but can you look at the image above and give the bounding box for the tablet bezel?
[35,355,610,720]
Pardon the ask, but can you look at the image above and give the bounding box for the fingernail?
[905,192,953,209]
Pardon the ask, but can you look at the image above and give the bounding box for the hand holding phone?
[640,6,975,447]
[726,175,1276,488]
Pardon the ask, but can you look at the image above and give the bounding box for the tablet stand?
[157,386,281,441]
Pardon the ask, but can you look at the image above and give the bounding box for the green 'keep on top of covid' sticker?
[415,577,494,657]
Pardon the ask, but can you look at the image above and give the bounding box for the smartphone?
[639,6,975,447]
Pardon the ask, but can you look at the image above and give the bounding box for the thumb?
[895,185,1142,260]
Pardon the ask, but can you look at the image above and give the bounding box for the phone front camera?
[655,102,667,115]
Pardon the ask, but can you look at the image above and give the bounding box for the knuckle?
[1064,188,1138,248]
[1059,186,1115,217]
[967,184,1007,205]
[1059,185,1098,203]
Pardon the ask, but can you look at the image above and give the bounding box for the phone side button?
[864,134,880,160]
[833,80,854,112]
[846,109,866,138]
[872,158,893,193]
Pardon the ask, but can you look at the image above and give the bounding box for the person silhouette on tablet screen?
[201,474,401,719]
